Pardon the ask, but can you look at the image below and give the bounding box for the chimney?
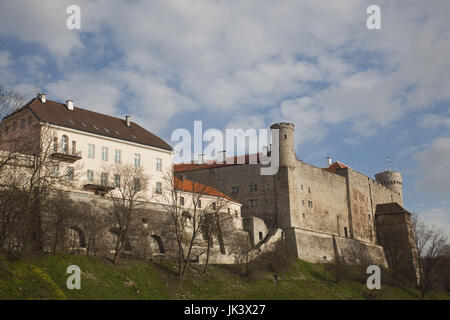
[198,154,205,164]
[125,115,131,127]
[37,93,46,103]
[66,100,74,111]
[217,150,226,163]
[326,157,332,166]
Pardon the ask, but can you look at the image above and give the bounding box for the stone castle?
[175,122,419,281]
[0,96,418,281]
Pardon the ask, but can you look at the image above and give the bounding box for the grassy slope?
[0,253,448,300]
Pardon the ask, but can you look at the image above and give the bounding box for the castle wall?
[285,227,387,266]
[334,168,403,244]
[179,164,279,227]
[289,161,349,237]
[243,216,268,246]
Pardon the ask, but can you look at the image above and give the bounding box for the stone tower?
[270,122,296,168]
[270,122,297,229]
[375,170,403,202]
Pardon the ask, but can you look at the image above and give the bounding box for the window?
[155,182,162,194]
[249,199,258,207]
[134,154,141,167]
[88,144,95,159]
[302,200,305,206]
[5,126,9,135]
[61,135,68,152]
[115,150,121,163]
[12,122,16,131]
[101,147,108,161]
[50,163,59,178]
[303,213,306,219]
[87,170,94,183]
[344,227,348,238]
[234,210,239,218]
[259,232,263,240]
[114,174,120,188]
[72,141,76,154]
[231,186,239,194]
[301,185,303,190]
[308,200,313,208]
[197,200,201,208]
[180,197,185,206]
[266,184,270,190]
[156,158,162,172]
[212,202,217,210]
[368,214,371,221]
[28,116,32,125]
[248,184,257,192]
[101,172,108,186]
[308,187,311,193]
[369,229,373,240]
[53,137,58,152]
[227,208,231,215]
[20,119,25,128]
[66,167,74,180]
[133,178,141,191]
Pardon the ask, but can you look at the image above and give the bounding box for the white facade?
[47,124,173,201]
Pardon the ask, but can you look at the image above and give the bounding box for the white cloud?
[1,0,450,146]
[0,51,11,68]
[0,0,84,60]
[415,137,450,196]
[46,72,122,116]
[419,208,450,238]
[420,114,450,130]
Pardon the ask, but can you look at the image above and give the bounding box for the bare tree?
[74,200,108,256]
[102,163,150,264]
[0,84,25,119]
[412,213,449,299]
[0,120,83,253]
[160,171,215,278]
[202,198,236,273]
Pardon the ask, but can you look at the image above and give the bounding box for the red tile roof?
[174,177,239,203]
[3,98,172,151]
[174,153,269,173]
[323,161,349,173]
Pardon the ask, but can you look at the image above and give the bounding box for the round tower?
[375,170,403,198]
[270,122,296,168]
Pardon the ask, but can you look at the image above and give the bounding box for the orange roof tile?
[174,177,239,203]
[323,161,349,173]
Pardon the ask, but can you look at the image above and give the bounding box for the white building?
[0,94,173,201]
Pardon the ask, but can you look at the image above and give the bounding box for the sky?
[0,0,449,237]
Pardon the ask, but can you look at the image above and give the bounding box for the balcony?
[83,183,115,196]
[51,147,82,162]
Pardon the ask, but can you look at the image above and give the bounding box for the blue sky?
[0,0,449,236]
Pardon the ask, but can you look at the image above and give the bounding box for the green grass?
[0,253,449,300]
